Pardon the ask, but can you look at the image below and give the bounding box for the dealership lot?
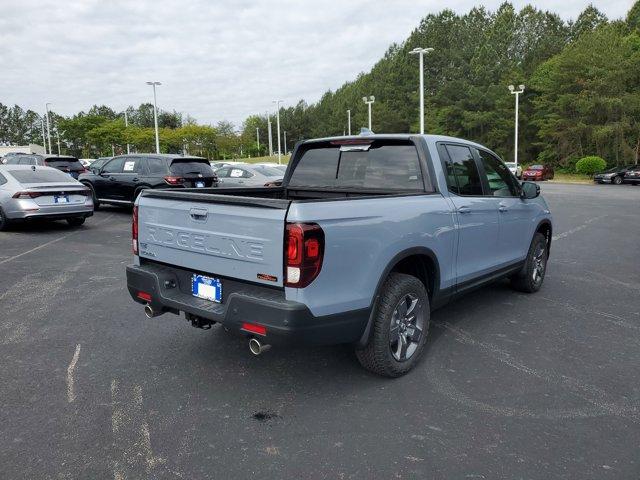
[1,183,639,479]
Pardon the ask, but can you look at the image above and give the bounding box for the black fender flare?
[355,246,441,348]
[535,219,553,253]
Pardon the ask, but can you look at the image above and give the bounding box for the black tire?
[67,217,85,227]
[84,183,100,210]
[612,176,622,185]
[356,273,430,378]
[510,232,548,293]
[0,208,9,231]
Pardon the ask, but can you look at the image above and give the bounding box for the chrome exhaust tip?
[144,304,156,318]
[249,338,271,355]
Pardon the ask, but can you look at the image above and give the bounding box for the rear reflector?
[241,322,267,336]
[132,205,139,255]
[137,291,152,302]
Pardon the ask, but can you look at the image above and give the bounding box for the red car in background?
[522,164,554,181]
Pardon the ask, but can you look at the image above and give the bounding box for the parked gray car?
[127,133,552,377]
[215,164,284,187]
[0,165,93,230]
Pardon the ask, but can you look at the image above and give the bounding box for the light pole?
[347,109,351,135]
[362,96,375,131]
[508,84,525,170]
[272,100,283,164]
[283,131,287,154]
[409,47,434,134]
[146,81,161,153]
[40,117,47,154]
[124,110,130,154]
[55,127,61,155]
[45,103,53,154]
[267,113,273,157]
[256,127,260,152]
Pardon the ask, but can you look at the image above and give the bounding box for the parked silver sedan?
[214,164,284,187]
[0,165,94,230]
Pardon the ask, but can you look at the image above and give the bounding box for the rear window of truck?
[289,140,426,191]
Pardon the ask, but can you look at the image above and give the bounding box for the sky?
[0,0,634,127]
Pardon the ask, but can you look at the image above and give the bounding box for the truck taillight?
[284,222,324,288]
[132,205,139,255]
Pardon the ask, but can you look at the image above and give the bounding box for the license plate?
[54,195,69,203]
[191,274,222,303]
[195,181,205,188]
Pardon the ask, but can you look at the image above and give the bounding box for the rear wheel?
[510,233,548,293]
[356,273,430,377]
[612,176,623,185]
[67,217,85,227]
[84,183,100,210]
[0,208,9,231]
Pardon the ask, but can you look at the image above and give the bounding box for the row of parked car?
[593,164,640,185]
[0,152,289,229]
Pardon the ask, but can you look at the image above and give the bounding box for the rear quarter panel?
[286,194,456,317]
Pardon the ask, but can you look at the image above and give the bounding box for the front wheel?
[356,273,430,377]
[510,233,548,293]
[612,176,623,185]
[0,208,10,231]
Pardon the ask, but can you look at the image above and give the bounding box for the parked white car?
[505,162,522,179]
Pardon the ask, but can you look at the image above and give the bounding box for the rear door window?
[145,158,168,175]
[289,140,425,191]
[8,169,76,183]
[442,144,483,196]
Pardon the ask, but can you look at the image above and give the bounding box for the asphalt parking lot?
[1,182,639,480]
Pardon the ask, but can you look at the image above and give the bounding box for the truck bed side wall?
[285,194,457,317]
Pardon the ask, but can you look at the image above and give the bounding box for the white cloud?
[0,0,632,126]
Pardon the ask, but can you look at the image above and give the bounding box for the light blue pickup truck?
[126,134,552,377]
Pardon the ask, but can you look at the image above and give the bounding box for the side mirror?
[520,181,540,199]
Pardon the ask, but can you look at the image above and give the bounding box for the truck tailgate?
[137,192,290,287]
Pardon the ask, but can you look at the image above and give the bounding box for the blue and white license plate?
[195,181,205,188]
[191,274,222,303]
[54,194,69,203]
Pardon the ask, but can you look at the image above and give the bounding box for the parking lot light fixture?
[267,112,273,157]
[40,116,47,154]
[508,84,525,170]
[124,110,130,154]
[362,96,375,131]
[409,47,434,134]
[272,100,283,164]
[146,81,162,154]
[45,103,53,154]
[347,109,351,135]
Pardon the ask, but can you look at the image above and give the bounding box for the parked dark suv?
[4,155,86,179]
[79,154,218,208]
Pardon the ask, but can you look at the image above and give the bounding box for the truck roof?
[302,133,487,150]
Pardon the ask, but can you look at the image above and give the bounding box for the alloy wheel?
[389,293,425,362]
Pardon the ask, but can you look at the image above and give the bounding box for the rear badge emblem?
[257,273,277,282]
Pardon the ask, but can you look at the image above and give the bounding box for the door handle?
[133,178,139,182]
[498,204,508,212]
[457,206,470,214]
[109,176,116,181]
[189,207,208,221]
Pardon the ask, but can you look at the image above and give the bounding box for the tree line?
[2,2,640,167]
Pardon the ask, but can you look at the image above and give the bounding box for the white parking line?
[552,215,605,241]
[0,214,114,266]
[66,344,81,403]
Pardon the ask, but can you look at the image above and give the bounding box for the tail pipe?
[249,338,271,355]
[144,304,161,318]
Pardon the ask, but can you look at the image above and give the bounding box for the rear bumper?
[7,206,94,220]
[126,262,369,346]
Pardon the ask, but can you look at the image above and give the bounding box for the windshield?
[8,168,77,184]
[170,159,214,176]
[289,140,424,191]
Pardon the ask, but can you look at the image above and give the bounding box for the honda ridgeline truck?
[126,134,552,377]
